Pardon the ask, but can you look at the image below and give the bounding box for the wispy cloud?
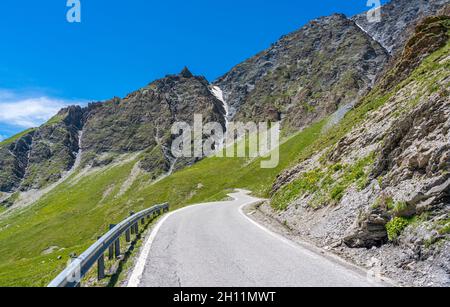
[0,89,86,128]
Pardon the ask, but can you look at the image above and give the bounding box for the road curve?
[128,190,384,287]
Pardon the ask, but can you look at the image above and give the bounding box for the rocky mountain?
[353,0,449,55]
[0,68,226,201]
[214,14,389,134]
[0,105,83,194]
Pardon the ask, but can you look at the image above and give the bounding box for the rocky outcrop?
[343,205,391,248]
[0,130,35,192]
[0,106,86,194]
[20,106,84,190]
[352,0,449,55]
[379,15,449,91]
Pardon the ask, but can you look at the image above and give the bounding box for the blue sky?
[0,0,388,140]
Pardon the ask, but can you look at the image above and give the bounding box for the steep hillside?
[3,0,448,208]
[215,14,389,134]
[261,15,450,287]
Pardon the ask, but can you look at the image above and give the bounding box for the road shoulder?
[242,201,398,287]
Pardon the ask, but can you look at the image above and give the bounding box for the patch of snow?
[210,86,231,151]
[210,85,229,130]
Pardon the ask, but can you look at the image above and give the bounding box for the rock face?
[21,106,84,190]
[267,15,450,286]
[0,105,85,193]
[215,14,389,133]
[0,130,34,192]
[352,0,449,54]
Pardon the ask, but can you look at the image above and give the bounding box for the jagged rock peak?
[180,66,194,78]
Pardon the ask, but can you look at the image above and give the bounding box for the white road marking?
[127,202,213,287]
[238,203,320,261]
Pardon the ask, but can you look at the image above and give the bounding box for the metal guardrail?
[48,203,169,287]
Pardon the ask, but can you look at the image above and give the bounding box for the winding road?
[128,190,385,287]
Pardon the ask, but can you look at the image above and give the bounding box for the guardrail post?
[141,218,145,225]
[114,239,121,258]
[125,228,131,243]
[108,245,114,260]
[97,236,106,281]
[108,224,116,260]
[98,254,105,280]
[130,212,135,234]
[134,223,139,234]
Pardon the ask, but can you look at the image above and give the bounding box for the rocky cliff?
[0,129,34,192]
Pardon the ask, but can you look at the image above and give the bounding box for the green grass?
[42,114,64,127]
[271,153,375,210]
[390,201,409,215]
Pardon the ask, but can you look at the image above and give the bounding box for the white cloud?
[0,89,86,128]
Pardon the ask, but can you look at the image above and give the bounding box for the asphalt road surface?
[128,190,385,287]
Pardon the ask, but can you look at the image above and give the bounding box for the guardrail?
[48,203,169,287]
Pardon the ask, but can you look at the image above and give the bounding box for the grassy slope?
[0,120,325,286]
